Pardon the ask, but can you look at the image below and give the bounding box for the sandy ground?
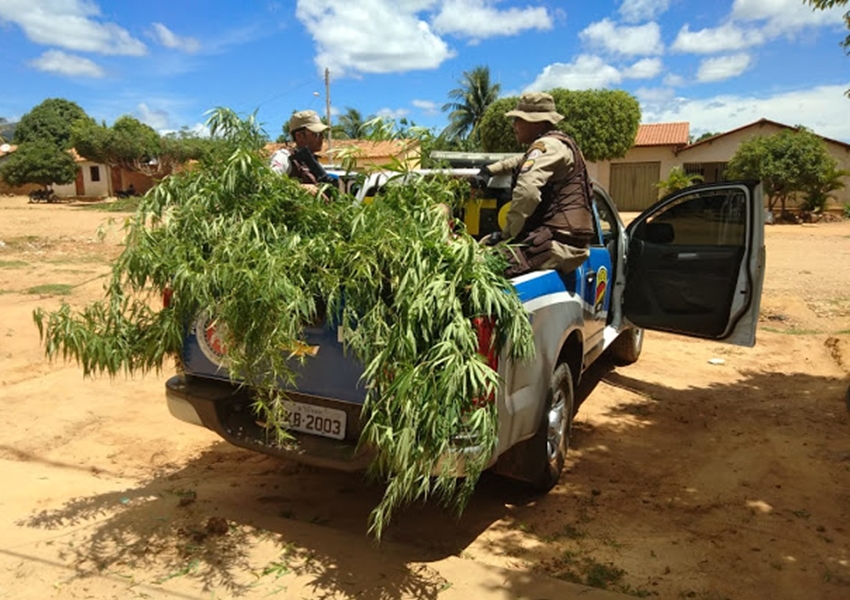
[0,195,848,600]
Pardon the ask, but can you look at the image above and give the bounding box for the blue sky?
[1,0,848,143]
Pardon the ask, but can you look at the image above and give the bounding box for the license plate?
[282,401,346,440]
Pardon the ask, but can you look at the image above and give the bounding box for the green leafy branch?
[33,108,534,538]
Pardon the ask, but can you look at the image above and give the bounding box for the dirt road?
[1,196,848,599]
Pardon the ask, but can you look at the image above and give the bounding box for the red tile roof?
[634,122,690,147]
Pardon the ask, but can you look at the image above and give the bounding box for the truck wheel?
[608,327,644,365]
[529,363,576,492]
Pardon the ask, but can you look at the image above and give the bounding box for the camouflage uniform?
[486,93,593,276]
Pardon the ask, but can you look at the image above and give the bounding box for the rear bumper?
[165,375,373,471]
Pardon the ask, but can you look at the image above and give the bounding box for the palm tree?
[441,66,501,147]
[335,107,374,140]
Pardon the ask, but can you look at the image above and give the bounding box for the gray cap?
[505,92,564,124]
[289,110,329,133]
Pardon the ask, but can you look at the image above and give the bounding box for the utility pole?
[324,68,332,156]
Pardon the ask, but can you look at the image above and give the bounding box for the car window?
[639,189,747,246]
[592,190,617,247]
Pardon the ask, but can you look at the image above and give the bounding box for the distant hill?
[0,121,17,143]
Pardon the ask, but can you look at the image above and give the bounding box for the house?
[1,144,154,198]
[589,122,690,211]
[676,119,850,210]
[591,118,850,212]
[51,149,154,198]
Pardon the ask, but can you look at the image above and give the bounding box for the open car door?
[623,181,765,346]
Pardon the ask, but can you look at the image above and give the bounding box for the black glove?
[473,166,492,189]
[482,231,502,246]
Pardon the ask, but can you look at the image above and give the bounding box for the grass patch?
[1,235,52,251]
[45,255,111,265]
[0,260,28,269]
[78,197,142,212]
[760,326,823,335]
[25,283,74,295]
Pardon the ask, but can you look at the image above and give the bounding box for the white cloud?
[28,50,105,78]
[640,84,850,143]
[0,0,146,55]
[525,55,623,91]
[432,0,551,39]
[623,57,663,79]
[672,23,765,54]
[294,0,553,75]
[526,54,663,94]
[412,99,440,115]
[619,0,670,23]
[580,19,663,56]
[731,0,845,37]
[152,23,201,53]
[376,107,409,120]
[635,86,677,105]
[696,53,753,82]
[663,73,686,87]
[136,103,170,130]
[295,0,454,75]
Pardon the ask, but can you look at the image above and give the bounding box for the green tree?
[726,127,837,215]
[441,66,501,147]
[478,89,641,162]
[73,115,215,179]
[800,163,850,213]
[655,166,704,196]
[335,107,374,139]
[13,98,94,149]
[0,140,77,190]
[691,131,719,144]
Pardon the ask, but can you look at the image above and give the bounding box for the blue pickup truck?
[165,172,765,491]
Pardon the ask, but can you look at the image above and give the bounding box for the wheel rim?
[546,385,568,465]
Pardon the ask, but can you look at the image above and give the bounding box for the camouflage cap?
[505,92,564,124]
[289,110,329,133]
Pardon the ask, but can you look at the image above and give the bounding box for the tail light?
[162,285,173,309]
[472,316,498,407]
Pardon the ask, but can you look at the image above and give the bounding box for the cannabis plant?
[34,108,534,538]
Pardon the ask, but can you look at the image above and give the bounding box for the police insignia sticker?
[521,147,543,172]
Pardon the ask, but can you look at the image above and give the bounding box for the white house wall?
[678,123,850,208]
[589,145,680,191]
[53,161,111,198]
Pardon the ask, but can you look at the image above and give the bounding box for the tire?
[608,327,644,366]
[527,363,576,492]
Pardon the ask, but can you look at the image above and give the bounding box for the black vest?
[513,130,594,246]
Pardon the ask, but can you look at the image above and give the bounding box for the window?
[90,166,101,182]
[642,189,747,247]
[592,191,617,246]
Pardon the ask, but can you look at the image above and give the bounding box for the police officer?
[478,92,594,277]
[271,110,337,191]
